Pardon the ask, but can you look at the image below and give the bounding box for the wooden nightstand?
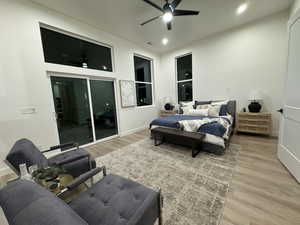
[237,112,272,136]
[160,110,177,117]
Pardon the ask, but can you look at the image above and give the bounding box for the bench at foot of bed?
[151,127,205,158]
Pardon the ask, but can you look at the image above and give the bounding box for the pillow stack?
[180,100,229,117]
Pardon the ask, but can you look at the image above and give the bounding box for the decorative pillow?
[181,106,192,114]
[196,104,210,110]
[208,105,221,117]
[194,101,212,108]
[179,101,194,114]
[186,109,209,116]
[219,104,228,116]
[180,101,194,107]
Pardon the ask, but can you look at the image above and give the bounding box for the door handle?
[277,108,283,114]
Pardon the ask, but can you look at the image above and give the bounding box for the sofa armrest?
[66,167,106,191]
[42,142,79,153]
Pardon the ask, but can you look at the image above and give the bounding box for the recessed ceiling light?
[162,12,173,23]
[237,3,248,15]
[162,38,169,45]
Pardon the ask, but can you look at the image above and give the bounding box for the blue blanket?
[150,115,230,138]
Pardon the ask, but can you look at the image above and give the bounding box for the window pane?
[136,83,152,106]
[40,27,113,72]
[134,56,152,82]
[177,54,192,81]
[178,81,193,102]
[90,80,118,140]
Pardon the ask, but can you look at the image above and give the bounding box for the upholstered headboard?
[227,100,237,128]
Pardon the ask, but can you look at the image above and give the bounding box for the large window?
[40,27,113,72]
[134,55,153,106]
[176,53,193,102]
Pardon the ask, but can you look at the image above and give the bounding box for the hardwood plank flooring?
[86,130,300,225]
[0,129,299,225]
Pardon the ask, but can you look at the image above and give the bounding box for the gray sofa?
[5,139,96,178]
[0,171,162,225]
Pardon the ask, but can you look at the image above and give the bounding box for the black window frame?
[176,53,193,103]
[134,54,154,107]
[40,25,114,72]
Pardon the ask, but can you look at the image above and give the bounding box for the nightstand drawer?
[238,119,269,126]
[237,112,272,136]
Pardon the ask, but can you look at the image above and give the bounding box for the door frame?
[277,9,300,183]
[47,72,120,147]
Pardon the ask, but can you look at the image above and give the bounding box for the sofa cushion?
[6,139,48,172]
[70,174,159,225]
[0,180,88,225]
[49,149,95,177]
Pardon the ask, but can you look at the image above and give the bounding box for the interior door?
[278,16,300,183]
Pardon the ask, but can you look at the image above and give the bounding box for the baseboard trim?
[278,144,300,183]
[120,126,148,137]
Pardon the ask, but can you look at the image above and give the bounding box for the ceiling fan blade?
[140,15,161,26]
[173,9,200,16]
[167,22,172,30]
[171,0,182,9]
[142,0,164,12]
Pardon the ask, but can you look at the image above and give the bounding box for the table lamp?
[248,90,263,113]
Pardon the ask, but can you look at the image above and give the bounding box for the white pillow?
[186,109,209,116]
[211,100,229,106]
[196,104,210,110]
[181,106,192,114]
[208,105,221,117]
[180,101,194,107]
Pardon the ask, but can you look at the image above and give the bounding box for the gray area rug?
[95,138,240,225]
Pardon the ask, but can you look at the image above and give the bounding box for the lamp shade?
[163,96,173,104]
[248,90,263,101]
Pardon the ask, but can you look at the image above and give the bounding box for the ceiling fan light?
[163,12,173,23]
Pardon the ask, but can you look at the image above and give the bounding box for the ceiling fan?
[141,0,200,30]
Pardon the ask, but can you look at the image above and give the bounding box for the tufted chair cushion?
[48,149,96,177]
[6,139,48,173]
[0,180,88,225]
[70,174,159,225]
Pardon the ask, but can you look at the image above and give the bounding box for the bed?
[150,100,236,155]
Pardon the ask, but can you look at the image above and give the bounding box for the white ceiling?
[31,0,293,53]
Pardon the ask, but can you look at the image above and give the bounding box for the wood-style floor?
[0,130,299,225]
[87,130,300,225]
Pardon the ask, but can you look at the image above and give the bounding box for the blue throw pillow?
[219,104,228,116]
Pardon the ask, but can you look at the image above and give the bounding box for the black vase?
[164,103,174,111]
[248,102,262,113]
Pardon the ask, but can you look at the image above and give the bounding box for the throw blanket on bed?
[178,117,231,139]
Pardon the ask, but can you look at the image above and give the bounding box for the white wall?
[160,11,289,136]
[291,0,300,17]
[0,0,162,169]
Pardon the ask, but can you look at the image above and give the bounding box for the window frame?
[133,53,155,108]
[175,52,193,103]
[39,23,115,73]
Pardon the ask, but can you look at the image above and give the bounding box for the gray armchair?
[0,168,163,225]
[5,138,96,178]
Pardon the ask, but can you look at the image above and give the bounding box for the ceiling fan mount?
[141,0,200,30]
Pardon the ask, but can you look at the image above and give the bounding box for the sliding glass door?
[90,80,118,140]
[50,76,118,146]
